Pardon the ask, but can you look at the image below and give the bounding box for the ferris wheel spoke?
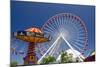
[48,21,57,32]
[71,42,83,52]
[62,16,65,26]
[43,30,52,34]
[78,31,86,35]
[71,40,84,48]
[74,20,83,28]
[53,18,58,30]
[45,24,55,32]
[75,37,85,42]
[55,17,60,29]
[58,16,62,27]
[46,22,55,31]
[78,34,87,38]
[53,18,58,29]
[63,18,70,28]
[61,16,65,26]
[77,37,87,41]
[52,19,59,30]
[46,23,56,31]
[73,40,85,45]
[43,27,54,34]
[59,16,63,27]
[50,17,58,30]
[57,16,62,29]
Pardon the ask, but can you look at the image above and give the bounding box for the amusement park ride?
[12,13,89,65]
[39,13,88,63]
[13,28,51,65]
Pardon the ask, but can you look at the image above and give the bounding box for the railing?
[13,31,52,41]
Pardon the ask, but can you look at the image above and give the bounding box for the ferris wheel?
[38,13,88,63]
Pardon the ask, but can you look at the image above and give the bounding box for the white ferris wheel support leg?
[50,38,62,56]
[37,35,61,64]
[48,41,58,56]
[48,37,61,56]
[61,35,83,62]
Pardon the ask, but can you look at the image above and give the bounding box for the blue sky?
[11,1,95,65]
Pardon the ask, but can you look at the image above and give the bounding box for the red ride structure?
[13,27,51,65]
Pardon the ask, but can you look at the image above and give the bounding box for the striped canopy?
[25,27,43,34]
